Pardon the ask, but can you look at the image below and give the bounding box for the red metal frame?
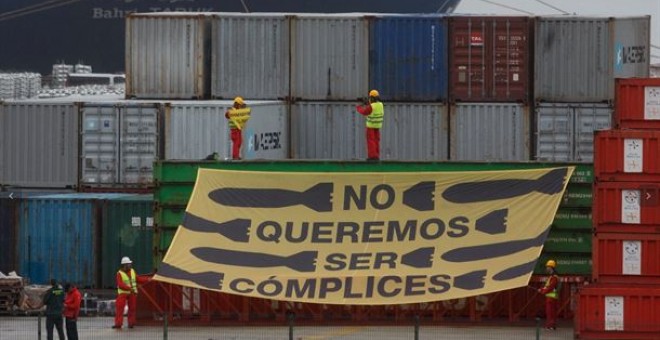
[594,130,660,182]
[614,78,660,130]
[592,232,660,284]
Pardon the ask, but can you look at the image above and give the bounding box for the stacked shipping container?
[577,78,660,339]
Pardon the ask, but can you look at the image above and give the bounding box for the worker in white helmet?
[112,256,150,329]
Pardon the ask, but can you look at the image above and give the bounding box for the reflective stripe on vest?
[228,107,251,130]
[366,102,384,129]
[544,274,559,299]
[117,269,137,295]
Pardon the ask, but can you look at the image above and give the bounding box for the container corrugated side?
[534,16,650,102]
[291,102,448,160]
[17,195,109,287]
[101,195,153,288]
[543,230,592,253]
[614,78,660,129]
[535,102,612,163]
[211,14,290,100]
[592,233,660,285]
[80,102,160,187]
[126,13,212,99]
[0,102,78,188]
[576,285,660,339]
[594,129,660,182]
[291,15,369,100]
[593,181,660,234]
[369,15,448,102]
[449,16,531,103]
[164,101,288,160]
[449,103,529,161]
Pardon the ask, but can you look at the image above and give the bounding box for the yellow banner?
[154,167,573,305]
[227,108,251,130]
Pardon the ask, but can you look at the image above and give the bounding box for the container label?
[621,190,640,224]
[604,296,624,331]
[623,139,643,173]
[622,240,641,275]
[470,32,484,46]
[644,87,660,120]
[146,217,154,228]
[131,216,141,227]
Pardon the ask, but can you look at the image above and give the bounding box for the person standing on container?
[63,283,81,340]
[356,89,384,161]
[538,259,560,330]
[225,96,251,160]
[113,256,150,329]
[43,279,65,340]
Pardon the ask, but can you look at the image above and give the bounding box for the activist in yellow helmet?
[545,260,556,268]
[225,96,251,160]
[369,89,379,98]
[356,89,384,161]
[538,259,560,330]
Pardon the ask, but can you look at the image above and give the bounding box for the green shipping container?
[535,253,592,275]
[101,195,154,289]
[551,208,592,231]
[543,230,592,253]
[560,184,592,208]
[153,161,594,266]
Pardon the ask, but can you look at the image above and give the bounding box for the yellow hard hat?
[546,260,556,268]
[234,96,244,105]
[369,89,379,97]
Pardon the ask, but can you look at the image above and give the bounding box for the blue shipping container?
[17,193,129,287]
[369,15,448,102]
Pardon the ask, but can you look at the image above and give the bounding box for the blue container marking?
[369,15,449,102]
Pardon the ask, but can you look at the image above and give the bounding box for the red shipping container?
[575,284,660,339]
[594,130,660,182]
[615,78,660,129]
[593,233,660,284]
[449,16,531,103]
[593,182,660,234]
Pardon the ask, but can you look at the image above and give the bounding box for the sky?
[453,0,660,64]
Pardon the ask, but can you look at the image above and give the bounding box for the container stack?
[534,16,650,164]
[575,78,660,339]
[448,16,532,161]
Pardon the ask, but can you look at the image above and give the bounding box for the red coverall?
[114,269,149,328]
[356,104,380,160]
[538,274,559,329]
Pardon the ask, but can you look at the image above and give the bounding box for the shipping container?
[614,78,660,129]
[449,16,531,103]
[544,230,592,253]
[80,102,160,188]
[534,16,650,102]
[17,193,130,287]
[369,15,448,102]
[551,208,592,231]
[152,161,592,265]
[594,129,660,182]
[291,14,369,100]
[0,194,17,274]
[211,14,290,100]
[593,181,660,234]
[0,101,79,188]
[561,185,593,208]
[534,253,592,275]
[291,102,448,160]
[576,285,660,339]
[163,100,289,160]
[535,102,612,163]
[125,13,212,99]
[100,195,154,289]
[449,103,529,161]
[592,232,660,284]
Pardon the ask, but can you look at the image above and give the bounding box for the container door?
[536,103,573,161]
[574,104,613,162]
[119,104,160,185]
[81,104,119,185]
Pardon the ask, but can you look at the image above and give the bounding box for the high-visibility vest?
[544,274,559,299]
[117,269,137,295]
[366,102,384,129]
[227,107,251,130]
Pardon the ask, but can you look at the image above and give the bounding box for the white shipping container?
[291,102,448,160]
[291,14,369,100]
[535,102,612,163]
[80,102,160,187]
[211,14,290,100]
[0,101,79,188]
[450,103,530,161]
[163,100,289,160]
[126,13,212,99]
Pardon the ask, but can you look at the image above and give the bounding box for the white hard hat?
[121,256,132,265]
